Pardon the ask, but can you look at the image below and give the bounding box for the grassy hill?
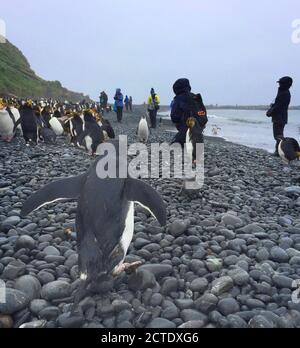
[0,40,90,102]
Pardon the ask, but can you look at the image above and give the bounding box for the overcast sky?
[1,0,300,105]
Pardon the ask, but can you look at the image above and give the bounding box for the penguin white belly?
[278,141,289,164]
[84,135,93,153]
[138,119,149,142]
[186,129,193,163]
[0,110,14,139]
[114,202,134,272]
[11,108,22,134]
[49,117,64,136]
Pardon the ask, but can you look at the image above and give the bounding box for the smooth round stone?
[14,275,41,301]
[270,247,289,263]
[190,278,208,293]
[249,315,275,328]
[195,294,218,313]
[228,268,250,286]
[0,288,30,315]
[161,306,179,320]
[256,248,270,262]
[39,306,60,320]
[211,276,234,296]
[41,281,71,301]
[168,220,188,237]
[272,275,293,289]
[150,293,163,307]
[218,298,240,316]
[161,278,178,295]
[222,214,243,228]
[29,299,49,315]
[15,235,35,250]
[181,309,207,323]
[57,313,84,328]
[37,271,56,285]
[43,246,60,256]
[2,260,26,280]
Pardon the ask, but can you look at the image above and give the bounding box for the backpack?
[187,93,208,128]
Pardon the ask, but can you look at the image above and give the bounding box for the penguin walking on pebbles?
[185,117,204,163]
[21,140,166,301]
[137,115,149,143]
[278,137,300,164]
[78,111,104,155]
[67,113,84,146]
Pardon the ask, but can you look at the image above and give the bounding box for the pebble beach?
[1,108,300,329]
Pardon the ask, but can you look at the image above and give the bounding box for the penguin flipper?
[124,178,166,226]
[21,174,86,217]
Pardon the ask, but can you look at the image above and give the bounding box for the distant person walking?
[124,95,129,111]
[100,91,108,112]
[267,76,293,156]
[114,88,124,122]
[147,88,160,129]
[129,96,133,111]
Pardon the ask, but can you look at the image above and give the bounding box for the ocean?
[159,109,300,153]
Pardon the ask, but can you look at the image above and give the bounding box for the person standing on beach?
[147,88,160,129]
[267,76,293,156]
[129,96,133,111]
[124,95,129,111]
[170,78,207,148]
[99,91,108,112]
[114,88,124,122]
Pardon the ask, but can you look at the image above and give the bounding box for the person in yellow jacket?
[147,88,160,129]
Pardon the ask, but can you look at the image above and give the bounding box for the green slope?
[0,40,90,102]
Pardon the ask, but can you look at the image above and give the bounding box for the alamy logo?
[292,280,300,304]
[0,280,6,304]
[291,19,300,44]
[0,19,6,43]
[95,136,205,190]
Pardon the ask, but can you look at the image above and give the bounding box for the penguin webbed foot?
[113,261,143,276]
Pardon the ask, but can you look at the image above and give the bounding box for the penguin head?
[186,117,196,130]
[83,110,95,122]
[0,98,7,110]
[25,99,33,108]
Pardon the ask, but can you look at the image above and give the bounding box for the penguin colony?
[0,97,115,154]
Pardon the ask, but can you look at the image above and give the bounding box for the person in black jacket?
[267,76,293,156]
[170,78,207,147]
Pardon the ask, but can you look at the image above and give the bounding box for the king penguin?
[278,137,300,164]
[21,140,166,300]
[137,115,149,143]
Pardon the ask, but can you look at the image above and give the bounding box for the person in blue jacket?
[114,88,124,122]
[124,95,130,111]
